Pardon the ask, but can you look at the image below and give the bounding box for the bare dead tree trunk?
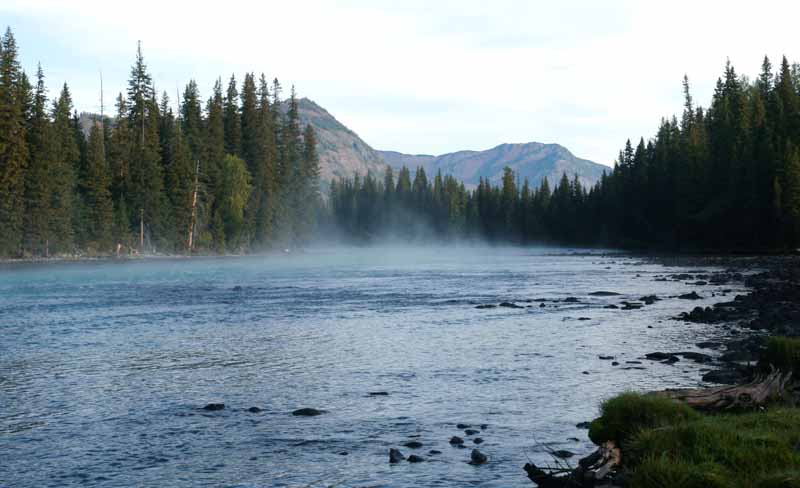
[653,369,793,410]
[188,160,199,252]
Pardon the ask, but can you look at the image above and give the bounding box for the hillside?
[377,142,607,188]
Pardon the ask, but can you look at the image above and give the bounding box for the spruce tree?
[84,121,113,251]
[50,83,79,253]
[24,64,52,256]
[223,75,242,157]
[0,28,28,256]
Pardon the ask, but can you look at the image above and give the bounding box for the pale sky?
[2,0,799,166]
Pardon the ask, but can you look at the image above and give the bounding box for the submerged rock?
[464,429,479,436]
[247,406,262,413]
[499,301,524,309]
[564,297,580,303]
[202,403,225,411]
[474,437,484,444]
[408,454,425,463]
[368,391,389,396]
[469,449,489,465]
[553,450,575,459]
[403,441,423,449]
[589,291,621,296]
[450,436,465,445]
[292,408,326,416]
[456,423,471,429]
[429,450,442,455]
[389,448,405,463]
[475,304,497,309]
[678,291,702,300]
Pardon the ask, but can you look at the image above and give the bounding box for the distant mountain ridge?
[376,142,607,188]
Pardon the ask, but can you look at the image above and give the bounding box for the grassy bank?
[587,337,800,488]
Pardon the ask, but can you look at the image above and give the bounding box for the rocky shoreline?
[650,255,800,386]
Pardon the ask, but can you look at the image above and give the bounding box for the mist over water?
[0,246,745,487]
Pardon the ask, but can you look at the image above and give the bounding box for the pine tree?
[24,64,52,256]
[223,75,242,157]
[84,121,113,251]
[0,28,28,256]
[126,42,163,251]
[50,83,79,253]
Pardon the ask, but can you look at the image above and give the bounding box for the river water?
[0,246,746,487]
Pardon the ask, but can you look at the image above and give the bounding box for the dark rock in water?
[564,297,580,303]
[429,450,442,455]
[389,448,405,463]
[576,421,591,429]
[676,351,713,363]
[589,291,621,296]
[475,304,496,309]
[645,352,678,361]
[622,366,647,370]
[203,403,225,411]
[369,391,389,396]
[539,303,546,308]
[611,361,620,366]
[339,451,348,456]
[464,429,479,436]
[621,301,644,310]
[626,360,643,364]
[292,408,326,416]
[456,423,471,429]
[474,437,484,444]
[567,437,580,442]
[403,441,423,449]
[693,281,708,286]
[247,406,262,413]
[582,371,590,375]
[640,295,659,304]
[679,291,702,300]
[703,368,747,385]
[553,450,574,459]
[469,449,488,465]
[232,285,243,291]
[407,454,425,463]
[480,424,488,430]
[598,355,615,360]
[697,341,723,349]
[499,301,524,309]
[450,436,465,445]
[604,304,619,309]
[578,317,591,321]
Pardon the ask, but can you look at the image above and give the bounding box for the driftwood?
[524,441,621,487]
[653,368,793,410]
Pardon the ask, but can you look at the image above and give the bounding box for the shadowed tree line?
[0,27,319,258]
[330,56,800,251]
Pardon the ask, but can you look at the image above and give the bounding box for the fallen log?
[524,441,621,487]
[653,368,793,411]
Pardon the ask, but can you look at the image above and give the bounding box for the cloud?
[2,0,799,165]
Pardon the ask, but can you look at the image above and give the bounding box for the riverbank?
[526,255,800,487]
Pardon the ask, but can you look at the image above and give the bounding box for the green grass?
[588,392,700,448]
[759,337,800,376]
[590,393,800,487]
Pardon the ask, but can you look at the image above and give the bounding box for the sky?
[2,0,799,166]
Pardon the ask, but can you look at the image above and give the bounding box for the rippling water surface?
[0,246,745,487]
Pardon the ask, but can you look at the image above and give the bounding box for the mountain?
[293,98,387,184]
[376,142,607,189]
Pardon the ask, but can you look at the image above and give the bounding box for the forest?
[2,24,800,257]
[331,57,800,250]
[0,27,320,258]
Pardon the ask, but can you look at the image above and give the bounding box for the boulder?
[450,436,465,445]
[292,408,326,416]
[679,291,702,300]
[247,407,262,413]
[203,403,225,411]
[403,441,423,449]
[407,454,425,463]
[469,449,489,465]
[389,448,405,463]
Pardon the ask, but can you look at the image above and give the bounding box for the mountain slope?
[376,142,607,188]
[294,98,387,183]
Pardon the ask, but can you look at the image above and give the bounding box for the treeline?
[0,27,320,258]
[331,56,800,250]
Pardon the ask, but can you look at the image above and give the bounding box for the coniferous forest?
[0,28,320,258]
[2,25,800,257]
[331,58,800,251]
